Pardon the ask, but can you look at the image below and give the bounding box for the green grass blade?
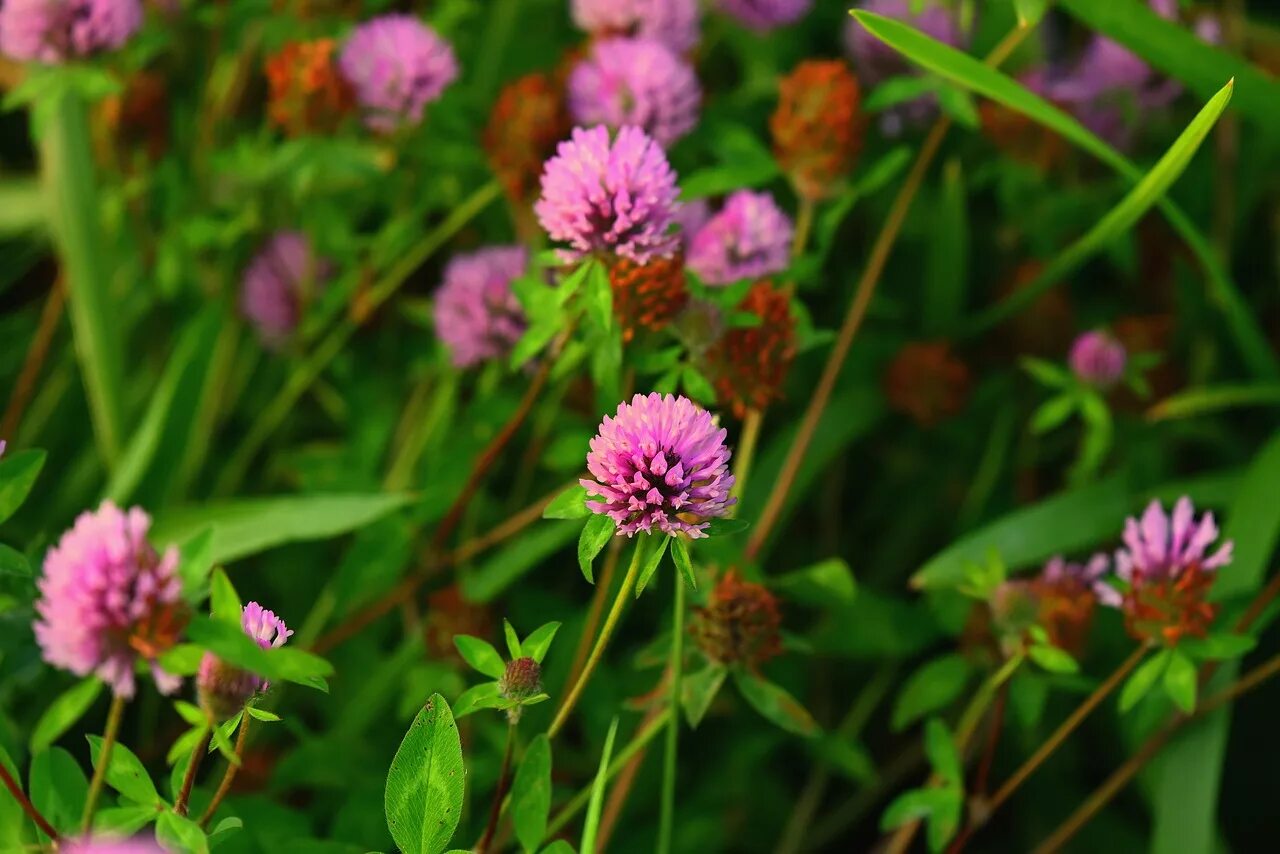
[1148,384,1280,422]
[39,89,126,466]
[581,717,619,854]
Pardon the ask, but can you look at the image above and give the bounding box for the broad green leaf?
[177,529,215,605]
[542,484,591,519]
[577,516,614,584]
[30,747,87,837]
[892,654,972,731]
[771,558,856,606]
[156,810,209,854]
[0,448,46,525]
[151,493,414,564]
[209,568,241,624]
[923,719,961,787]
[1163,650,1198,714]
[1179,634,1256,661]
[207,816,243,848]
[503,619,522,660]
[185,615,332,690]
[31,677,102,753]
[511,735,552,853]
[385,695,465,854]
[87,736,162,806]
[682,664,727,728]
[1030,394,1078,435]
[581,717,619,854]
[454,635,506,680]
[1028,644,1079,675]
[1119,649,1169,712]
[733,670,819,737]
[93,803,157,836]
[702,517,750,537]
[633,535,670,597]
[880,787,955,830]
[522,622,562,664]
[670,537,697,591]
[0,543,30,577]
[585,261,612,331]
[540,843,576,854]
[157,645,205,677]
[246,706,281,723]
[1014,0,1048,27]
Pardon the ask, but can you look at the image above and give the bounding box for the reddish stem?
[0,759,59,841]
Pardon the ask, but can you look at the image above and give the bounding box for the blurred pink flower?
[339,14,458,132]
[568,37,701,147]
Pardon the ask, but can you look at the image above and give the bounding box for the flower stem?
[0,757,58,841]
[81,693,126,833]
[791,196,816,259]
[476,724,517,854]
[199,715,251,829]
[566,537,624,688]
[174,729,212,817]
[548,535,650,739]
[657,576,686,854]
[730,408,763,506]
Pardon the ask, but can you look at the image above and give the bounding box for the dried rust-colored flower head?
[484,71,571,205]
[500,656,543,702]
[264,39,354,136]
[609,252,688,343]
[707,280,795,418]
[994,261,1075,360]
[101,70,170,162]
[771,60,861,201]
[1031,555,1110,653]
[883,341,971,427]
[979,96,1067,172]
[692,570,782,668]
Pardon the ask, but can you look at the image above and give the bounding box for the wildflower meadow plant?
[2,2,1278,853]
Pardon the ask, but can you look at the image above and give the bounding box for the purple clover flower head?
[568,37,702,148]
[674,198,711,249]
[1110,497,1234,594]
[339,15,458,133]
[240,231,331,348]
[535,124,681,264]
[0,439,5,457]
[571,0,701,54]
[1042,554,1118,607]
[62,839,165,854]
[34,502,184,699]
[717,0,812,32]
[686,190,793,286]
[1068,330,1126,388]
[0,0,143,64]
[583,392,736,537]
[434,246,529,368]
[197,601,292,719]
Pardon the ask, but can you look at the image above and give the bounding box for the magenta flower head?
[717,0,812,32]
[197,601,292,719]
[571,0,701,53]
[62,838,164,854]
[1069,330,1127,388]
[0,0,143,64]
[34,502,185,699]
[339,14,458,133]
[434,245,528,368]
[568,37,701,148]
[583,392,736,537]
[240,231,331,348]
[535,124,681,264]
[686,190,794,286]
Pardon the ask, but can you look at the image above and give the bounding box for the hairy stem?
[657,577,686,854]
[174,729,212,817]
[199,715,251,829]
[81,693,126,833]
[0,758,58,841]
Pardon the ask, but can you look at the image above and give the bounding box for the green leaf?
[31,678,102,754]
[385,695,466,854]
[452,683,503,719]
[892,654,972,731]
[157,645,205,677]
[521,622,562,664]
[245,706,281,723]
[452,635,507,680]
[1179,634,1257,661]
[177,529,216,605]
[733,670,819,737]
[577,515,614,584]
[682,664,727,728]
[934,83,978,128]
[580,717,619,854]
[633,535,671,597]
[680,365,717,405]
[511,735,553,853]
[1163,650,1198,714]
[880,787,955,830]
[771,558,856,606]
[185,615,332,690]
[209,568,241,624]
[1119,649,1169,713]
[540,843,576,854]
[207,816,242,848]
[923,719,961,787]
[0,448,46,524]
[1028,644,1080,675]
[922,158,968,335]
[1148,384,1280,423]
[1014,0,1048,27]
[585,261,613,331]
[150,493,414,565]
[557,259,595,304]
[1030,394,1079,435]
[542,484,591,519]
[87,736,162,806]
[93,803,157,836]
[703,517,750,537]
[0,543,31,577]
[156,810,209,854]
[29,747,87,837]
[670,537,697,591]
[463,520,580,603]
[503,619,523,660]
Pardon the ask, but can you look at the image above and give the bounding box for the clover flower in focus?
[717,0,812,32]
[771,60,862,201]
[692,570,782,668]
[197,602,292,719]
[609,252,689,343]
[484,72,571,205]
[535,125,680,264]
[568,37,701,148]
[583,392,735,537]
[433,246,528,368]
[706,281,795,418]
[339,14,458,133]
[1099,497,1234,646]
[883,341,971,427]
[0,0,143,63]
[571,0,700,54]
[240,231,331,348]
[1069,330,1127,388]
[34,502,186,698]
[686,190,793,286]
[453,621,559,723]
[265,39,354,136]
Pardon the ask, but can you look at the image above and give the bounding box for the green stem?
[81,694,126,832]
[791,196,816,258]
[548,535,651,739]
[730,408,762,506]
[657,576,686,854]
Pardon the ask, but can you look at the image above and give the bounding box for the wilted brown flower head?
[883,341,971,427]
[707,281,796,419]
[994,261,1075,360]
[609,252,689,343]
[979,99,1067,172]
[101,70,170,162]
[770,60,861,201]
[500,656,543,702]
[264,39,353,136]
[484,71,572,204]
[691,570,782,668]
